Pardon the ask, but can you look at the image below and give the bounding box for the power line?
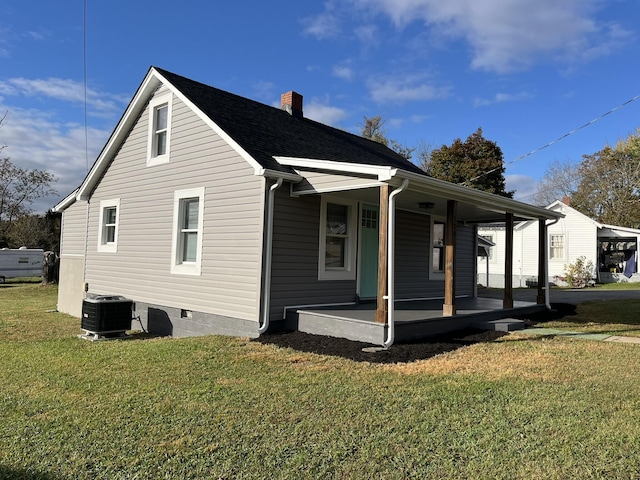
[461,93,640,187]
[83,0,89,173]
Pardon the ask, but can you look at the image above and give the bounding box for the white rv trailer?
[0,248,44,282]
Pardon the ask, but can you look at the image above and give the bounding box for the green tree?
[360,115,415,161]
[572,130,640,228]
[0,115,57,245]
[424,128,513,197]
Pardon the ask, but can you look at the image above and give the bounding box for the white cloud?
[0,106,111,212]
[473,91,532,107]
[301,6,341,39]
[367,73,451,103]
[507,174,539,202]
[332,64,354,81]
[0,77,126,117]
[311,0,633,73]
[304,98,349,126]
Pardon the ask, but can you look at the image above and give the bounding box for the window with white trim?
[171,188,205,275]
[550,234,565,260]
[432,220,445,274]
[147,93,172,165]
[318,197,357,280]
[97,199,120,252]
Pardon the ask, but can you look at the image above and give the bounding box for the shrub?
[556,256,595,288]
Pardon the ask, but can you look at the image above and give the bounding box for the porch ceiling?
[334,186,536,223]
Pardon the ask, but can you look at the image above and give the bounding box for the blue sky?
[1,0,639,212]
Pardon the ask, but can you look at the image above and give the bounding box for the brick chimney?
[562,196,571,206]
[281,91,303,118]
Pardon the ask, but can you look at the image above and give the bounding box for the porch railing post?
[375,184,389,323]
[443,200,457,316]
[537,218,547,304]
[504,212,514,309]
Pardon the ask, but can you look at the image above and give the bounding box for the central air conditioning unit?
[81,295,133,340]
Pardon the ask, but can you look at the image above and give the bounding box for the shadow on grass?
[256,329,507,364]
[0,465,61,480]
[514,302,578,326]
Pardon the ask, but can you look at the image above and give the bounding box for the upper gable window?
[147,93,172,166]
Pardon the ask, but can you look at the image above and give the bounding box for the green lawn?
[2,283,640,479]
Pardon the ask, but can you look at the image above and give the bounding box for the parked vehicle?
[0,248,44,283]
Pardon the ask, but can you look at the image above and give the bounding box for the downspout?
[383,178,409,349]
[259,177,284,334]
[544,217,560,310]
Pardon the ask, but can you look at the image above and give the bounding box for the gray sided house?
[55,67,562,346]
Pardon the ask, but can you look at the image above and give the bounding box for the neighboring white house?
[478,199,640,287]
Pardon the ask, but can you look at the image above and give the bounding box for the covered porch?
[285,295,544,346]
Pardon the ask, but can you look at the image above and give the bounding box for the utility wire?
[83,0,89,173]
[460,93,640,187]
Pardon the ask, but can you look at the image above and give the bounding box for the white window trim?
[318,196,358,281]
[147,93,172,166]
[430,217,446,280]
[549,233,566,261]
[171,187,205,276]
[97,198,120,253]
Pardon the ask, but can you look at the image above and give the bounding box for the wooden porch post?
[537,219,547,305]
[375,184,390,323]
[443,200,457,316]
[503,212,514,309]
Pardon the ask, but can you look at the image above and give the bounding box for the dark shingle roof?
[154,67,427,177]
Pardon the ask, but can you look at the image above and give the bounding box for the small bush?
[556,256,595,288]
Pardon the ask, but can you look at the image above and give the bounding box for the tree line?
[361,115,640,228]
[0,113,59,250]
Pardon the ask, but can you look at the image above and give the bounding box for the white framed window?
[431,220,445,278]
[97,199,120,252]
[318,196,357,281]
[550,234,565,260]
[171,187,205,276]
[147,93,172,166]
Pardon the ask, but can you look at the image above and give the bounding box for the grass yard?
[2,283,640,479]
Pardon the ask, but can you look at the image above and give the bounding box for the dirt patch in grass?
[256,329,506,364]
[256,303,577,365]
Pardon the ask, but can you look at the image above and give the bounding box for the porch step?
[471,318,525,332]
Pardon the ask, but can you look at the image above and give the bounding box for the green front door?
[360,205,379,299]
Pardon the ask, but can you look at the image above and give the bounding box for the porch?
[285,295,545,346]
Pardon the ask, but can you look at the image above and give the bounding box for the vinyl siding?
[291,170,381,195]
[454,223,475,296]
[395,210,431,298]
[84,88,265,322]
[60,200,88,256]
[269,189,356,320]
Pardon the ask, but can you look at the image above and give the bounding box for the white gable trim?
[275,156,397,181]
[76,67,282,202]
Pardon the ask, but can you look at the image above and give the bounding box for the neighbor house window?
[171,188,204,275]
[432,220,445,275]
[147,93,172,165]
[97,199,120,252]
[550,234,565,260]
[318,197,357,280]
